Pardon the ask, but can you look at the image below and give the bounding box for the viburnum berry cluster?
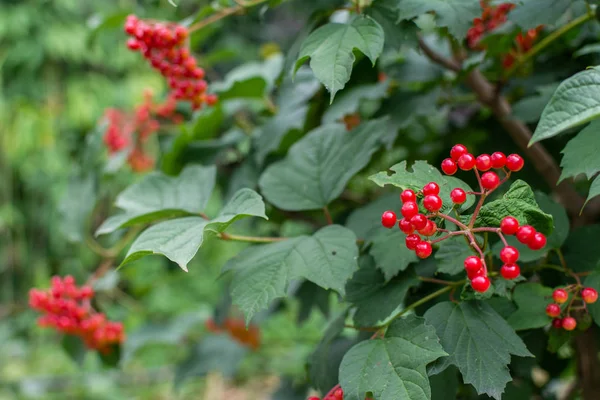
[205,317,261,350]
[546,286,598,331]
[103,90,183,172]
[29,276,125,353]
[466,1,543,69]
[124,15,217,110]
[381,144,546,293]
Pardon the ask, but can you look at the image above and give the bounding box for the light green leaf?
[259,118,387,211]
[323,81,389,124]
[585,175,600,208]
[339,315,447,400]
[345,256,419,327]
[295,16,384,101]
[212,54,283,99]
[535,192,569,248]
[574,43,600,58]
[396,0,481,39]
[224,225,359,323]
[96,165,216,236]
[370,230,419,280]
[370,161,475,213]
[476,180,554,235]
[121,188,267,271]
[509,0,580,30]
[530,66,600,144]
[425,301,533,399]
[435,237,475,275]
[559,120,600,182]
[507,283,553,331]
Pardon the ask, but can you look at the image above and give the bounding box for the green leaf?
[559,120,600,182]
[367,0,419,50]
[434,237,475,275]
[212,54,284,99]
[535,192,569,248]
[174,335,248,388]
[322,81,389,124]
[61,335,87,366]
[96,165,216,236]
[509,0,577,30]
[530,66,600,144]
[564,225,600,272]
[430,366,460,400]
[339,315,447,400]
[507,283,553,331]
[308,310,354,393]
[295,16,384,101]
[425,301,533,399]
[574,43,600,58]
[224,225,359,323]
[585,175,600,208]
[370,229,419,280]
[121,188,267,271]
[396,0,481,39]
[476,180,554,235]
[584,272,600,327]
[253,69,320,165]
[59,174,96,243]
[346,193,398,241]
[259,118,387,211]
[370,161,476,213]
[511,83,561,123]
[345,256,419,327]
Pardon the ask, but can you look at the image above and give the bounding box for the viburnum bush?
[28,0,600,398]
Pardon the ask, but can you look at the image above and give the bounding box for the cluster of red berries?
[29,276,125,353]
[466,1,514,49]
[546,287,598,331]
[124,15,217,110]
[205,317,261,350]
[103,90,184,172]
[441,144,524,178]
[308,388,344,400]
[466,1,543,69]
[500,216,547,250]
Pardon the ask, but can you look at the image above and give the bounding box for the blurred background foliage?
[2,0,600,398]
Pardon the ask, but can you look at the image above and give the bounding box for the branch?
[417,39,600,222]
[189,0,271,32]
[218,232,287,243]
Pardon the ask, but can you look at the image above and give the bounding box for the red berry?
[410,214,428,230]
[475,154,492,171]
[423,182,440,195]
[399,219,415,234]
[552,318,563,329]
[333,389,343,399]
[457,153,476,170]
[405,234,421,250]
[464,256,483,273]
[415,242,433,259]
[467,268,485,280]
[499,246,519,264]
[423,195,443,212]
[481,171,500,190]
[546,303,561,318]
[450,188,467,204]
[401,202,419,219]
[441,158,458,175]
[516,225,536,244]
[126,38,142,50]
[582,287,598,304]
[528,232,546,250]
[419,220,437,237]
[553,288,569,304]
[450,144,468,161]
[381,211,397,228]
[500,263,520,280]
[490,152,506,168]
[562,317,577,331]
[500,216,519,235]
[400,189,416,203]
[471,276,491,293]
[506,154,524,171]
[205,94,218,106]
